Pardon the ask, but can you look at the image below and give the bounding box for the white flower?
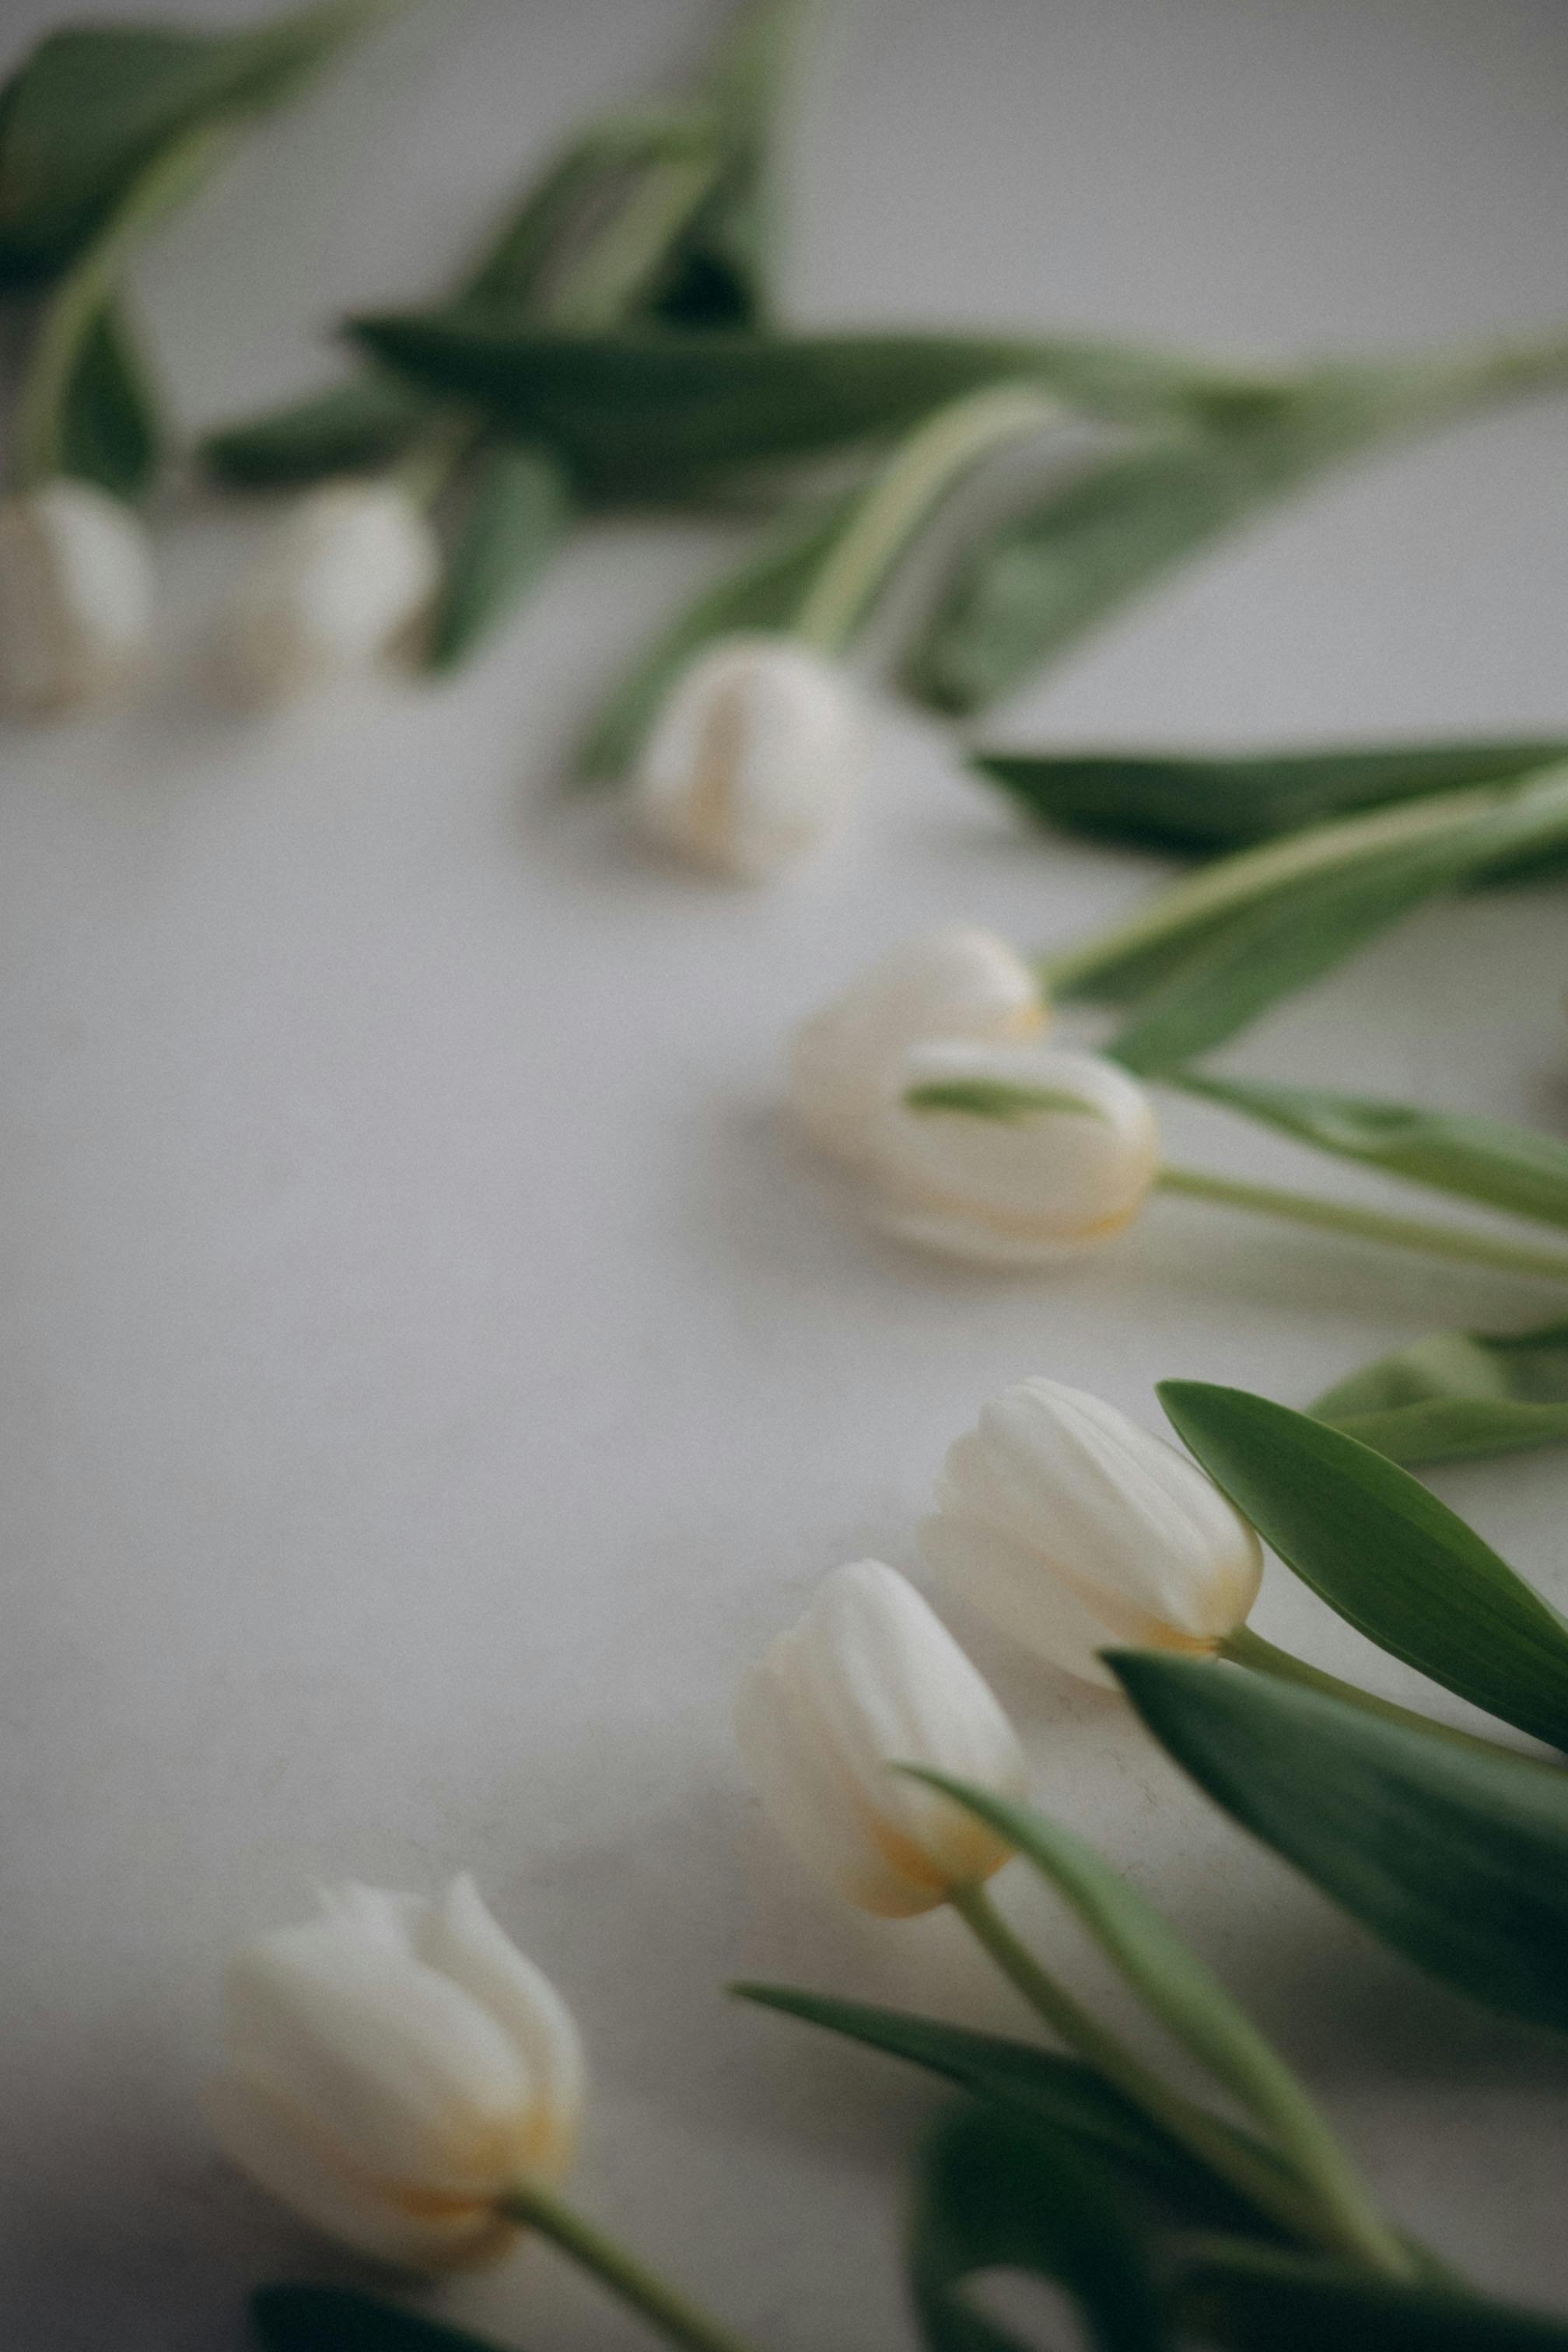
[924,1377,1264,1686]
[0,478,154,716]
[215,480,440,707]
[734,1559,1027,1916]
[209,1874,583,2271]
[789,926,1047,1166]
[632,632,863,880]
[862,1039,1160,1265]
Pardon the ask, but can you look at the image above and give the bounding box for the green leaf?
[1111,1652,1568,2032]
[202,375,431,487]
[904,1080,1104,1122]
[911,2103,1169,2352]
[734,1982,1279,2235]
[1101,765,1568,1073]
[907,343,1568,714]
[970,738,1568,859]
[425,443,572,673]
[250,2284,509,2352]
[1313,1319,1568,1468]
[576,490,854,776]
[1159,1381,1568,1748]
[1176,1073,1568,1231]
[55,296,161,499]
[0,2,386,286]
[1173,2242,1568,2352]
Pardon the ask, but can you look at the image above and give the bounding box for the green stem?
[1219,1627,1523,1759]
[792,382,1064,653]
[544,145,723,332]
[1156,1164,1568,1284]
[950,1884,1337,2252]
[497,2178,759,2352]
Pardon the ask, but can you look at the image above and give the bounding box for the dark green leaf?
[1314,1319,1568,1467]
[0,2,384,285]
[1111,1652,1568,2032]
[912,2103,1168,2352]
[904,1080,1105,1122]
[1176,1073,1568,1231]
[908,344,1568,714]
[734,1982,1280,2235]
[1159,1381,1568,1748]
[425,442,572,673]
[55,296,161,499]
[1103,765,1568,1073]
[576,489,853,775]
[202,375,431,487]
[349,317,1272,495]
[251,2284,509,2352]
[1173,2241,1568,2351]
[971,738,1568,859]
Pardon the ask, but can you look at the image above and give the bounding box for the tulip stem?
[948,1884,1348,2256]
[1154,1164,1568,1284]
[792,383,1065,654]
[498,2179,760,2352]
[1219,1626,1526,1759]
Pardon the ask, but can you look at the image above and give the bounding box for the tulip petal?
[418,1876,583,2179]
[921,1510,1121,1685]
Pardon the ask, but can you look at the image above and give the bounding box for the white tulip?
[788,926,1048,1166]
[924,1377,1264,1686]
[734,1559,1027,1916]
[0,478,154,716]
[863,1038,1160,1266]
[632,632,863,880]
[215,479,440,707]
[209,1874,583,2270]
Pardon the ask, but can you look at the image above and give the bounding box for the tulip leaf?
[971,738,1568,861]
[1312,1319,1568,1468]
[55,296,163,500]
[1159,1381,1568,1747]
[1171,2242,1568,2352]
[911,2102,1169,2352]
[576,490,854,776]
[904,1080,1105,1122]
[251,2284,510,2352]
[907,344,1568,714]
[425,443,573,674]
[203,376,431,487]
[734,1982,1284,2235]
[1111,1652,1568,2031]
[0,2,387,287]
[1175,1073,1568,1231]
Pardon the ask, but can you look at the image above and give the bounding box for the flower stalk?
[1155,1164,1568,1284]
[497,2179,759,2352]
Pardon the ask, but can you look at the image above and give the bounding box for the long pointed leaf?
[425,442,572,672]
[1313,1319,1568,1467]
[1172,2243,1568,2352]
[251,2286,511,2352]
[57,294,162,499]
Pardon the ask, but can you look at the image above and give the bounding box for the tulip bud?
[209,1874,583,2270]
[863,1039,1160,1265]
[924,1377,1264,1685]
[0,478,154,716]
[734,1559,1027,1916]
[788,926,1047,1166]
[632,633,864,880]
[215,480,441,707]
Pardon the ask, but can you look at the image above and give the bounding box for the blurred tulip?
[0,478,153,716]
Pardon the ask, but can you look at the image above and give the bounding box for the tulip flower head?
[0,478,154,716]
[788,926,1048,1166]
[924,1377,1264,1685]
[633,632,864,880]
[734,1559,1027,1916]
[864,1040,1160,1265]
[210,1874,583,2270]
[215,479,441,708]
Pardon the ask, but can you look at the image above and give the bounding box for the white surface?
[4,2,1568,2344]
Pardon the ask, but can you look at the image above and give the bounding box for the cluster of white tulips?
[0,474,440,719]
[786,925,1162,1265]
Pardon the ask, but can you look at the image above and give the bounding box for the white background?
[3,1,1568,2344]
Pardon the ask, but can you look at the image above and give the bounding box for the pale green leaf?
[903,1080,1104,1122]
[425,443,572,673]
[1312,1320,1568,1468]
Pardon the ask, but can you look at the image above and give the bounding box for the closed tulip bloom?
[633,633,863,880]
[215,480,440,707]
[734,1559,1027,1916]
[0,478,154,715]
[864,1039,1160,1265]
[209,1874,583,2271]
[789,926,1047,1166]
[924,1377,1264,1685]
